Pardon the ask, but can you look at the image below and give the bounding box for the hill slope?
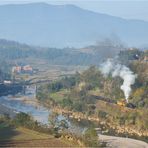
[0,3,148,47]
[0,39,123,66]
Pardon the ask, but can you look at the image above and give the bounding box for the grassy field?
[0,127,51,141]
[0,125,76,147]
[50,89,70,103]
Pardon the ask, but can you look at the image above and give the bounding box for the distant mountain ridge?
[0,38,123,66]
[0,3,148,47]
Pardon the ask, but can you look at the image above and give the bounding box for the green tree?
[83,127,99,147]
[13,112,32,127]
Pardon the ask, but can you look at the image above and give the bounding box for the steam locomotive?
[91,95,136,109]
[117,99,136,108]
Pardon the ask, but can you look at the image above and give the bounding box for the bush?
[83,127,99,147]
[61,98,73,108]
[13,112,32,127]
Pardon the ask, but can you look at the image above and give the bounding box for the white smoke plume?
[100,59,137,102]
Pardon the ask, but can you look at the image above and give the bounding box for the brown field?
[0,139,73,147]
[0,127,76,147]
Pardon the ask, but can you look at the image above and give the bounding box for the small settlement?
[12,65,33,74]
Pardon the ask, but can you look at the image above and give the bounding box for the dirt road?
[99,134,148,148]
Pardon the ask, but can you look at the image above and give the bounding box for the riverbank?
[50,106,148,137]
[0,104,17,118]
[3,92,148,142]
[53,107,100,122]
[16,96,148,139]
[1,94,148,147]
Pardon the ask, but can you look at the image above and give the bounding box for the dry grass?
[0,127,76,147]
[0,126,51,141]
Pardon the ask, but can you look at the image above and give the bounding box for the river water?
[0,86,95,134]
[0,86,64,124]
[0,95,51,124]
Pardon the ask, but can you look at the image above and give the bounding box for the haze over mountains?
[0,2,148,47]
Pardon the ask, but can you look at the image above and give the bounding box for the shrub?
[83,127,99,147]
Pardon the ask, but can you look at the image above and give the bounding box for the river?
[1,85,148,147]
[0,85,91,134]
[0,86,64,123]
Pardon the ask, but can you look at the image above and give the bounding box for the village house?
[12,65,33,74]
[12,66,22,73]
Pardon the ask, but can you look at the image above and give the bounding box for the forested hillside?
[37,49,148,138]
[0,39,124,66]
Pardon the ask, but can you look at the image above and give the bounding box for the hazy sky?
[0,0,148,21]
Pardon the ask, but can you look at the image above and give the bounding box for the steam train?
[91,95,136,109]
[116,99,136,108]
